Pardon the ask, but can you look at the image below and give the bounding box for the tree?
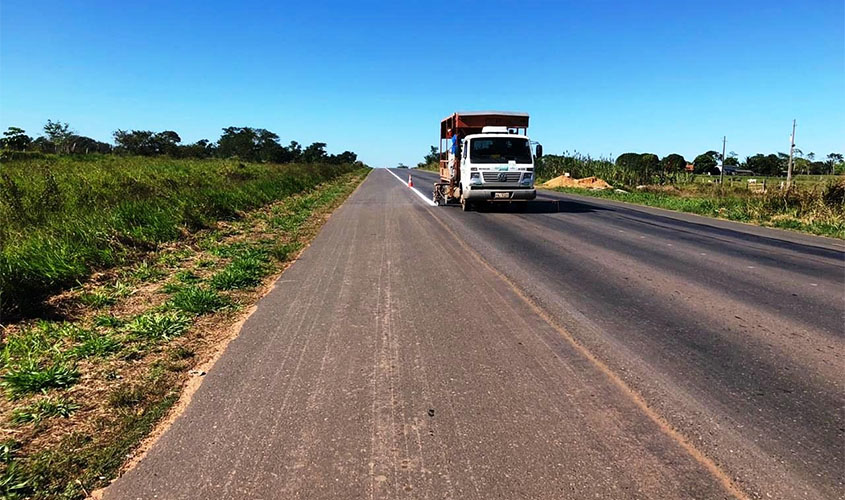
[420,145,439,167]
[327,151,357,164]
[255,129,283,163]
[745,154,782,176]
[152,131,182,156]
[31,136,57,153]
[615,153,641,170]
[67,135,112,154]
[639,153,660,175]
[114,130,155,155]
[216,127,283,162]
[113,130,181,156]
[284,141,302,162]
[217,127,259,160]
[660,153,686,173]
[302,142,327,163]
[826,153,844,175]
[0,127,32,151]
[43,120,73,152]
[693,151,720,174]
[179,139,216,158]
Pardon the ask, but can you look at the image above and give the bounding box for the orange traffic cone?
[408,175,414,188]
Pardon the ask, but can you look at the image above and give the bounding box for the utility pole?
[719,136,727,184]
[786,119,796,188]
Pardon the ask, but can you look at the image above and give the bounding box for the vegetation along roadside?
[0,158,370,499]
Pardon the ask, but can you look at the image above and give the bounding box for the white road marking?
[386,169,436,206]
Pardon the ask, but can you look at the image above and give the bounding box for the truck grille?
[482,172,521,183]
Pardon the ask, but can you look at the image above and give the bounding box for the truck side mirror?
[535,144,543,158]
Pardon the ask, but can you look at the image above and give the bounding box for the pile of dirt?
[542,175,612,190]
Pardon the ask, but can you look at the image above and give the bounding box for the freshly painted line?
[386,168,436,206]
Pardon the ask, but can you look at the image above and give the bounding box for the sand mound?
[542,175,612,190]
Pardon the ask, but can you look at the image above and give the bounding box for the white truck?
[433,111,542,211]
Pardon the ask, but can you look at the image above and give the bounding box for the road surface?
[105,168,844,499]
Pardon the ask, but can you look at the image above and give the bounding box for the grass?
[10,396,80,425]
[209,249,269,290]
[0,155,360,317]
[169,286,229,314]
[71,330,121,358]
[547,179,845,239]
[2,361,79,399]
[124,312,191,341]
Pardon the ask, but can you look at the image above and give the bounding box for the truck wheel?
[461,198,471,212]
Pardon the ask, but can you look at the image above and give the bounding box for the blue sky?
[1,0,843,166]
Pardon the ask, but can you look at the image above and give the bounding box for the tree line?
[690,150,843,176]
[0,121,359,165]
[419,145,843,182]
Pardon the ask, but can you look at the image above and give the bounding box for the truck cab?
[458,127,537,205]
[435,111,541,210]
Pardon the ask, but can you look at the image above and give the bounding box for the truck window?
[470,138,532,164]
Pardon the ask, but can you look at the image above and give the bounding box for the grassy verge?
[0,155,361,317]
[0,167,369,499]
[415,163,439,173]
[545,181,845,239]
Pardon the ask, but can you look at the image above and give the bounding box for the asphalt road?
[105,168,844,500]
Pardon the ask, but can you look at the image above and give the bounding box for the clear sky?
[1,0,843,166]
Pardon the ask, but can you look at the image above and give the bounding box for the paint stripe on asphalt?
[386,169,436,206]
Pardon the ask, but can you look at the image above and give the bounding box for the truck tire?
[461,197,471,212]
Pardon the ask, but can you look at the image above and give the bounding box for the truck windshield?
[470,137,532,164]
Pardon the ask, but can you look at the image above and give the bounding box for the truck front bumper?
[464,186,536,201]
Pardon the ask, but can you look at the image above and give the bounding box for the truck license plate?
[494,192,511,199]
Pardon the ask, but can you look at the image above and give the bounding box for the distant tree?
[420,145,439,167]
[660,153,686,173]
[255,129,283,163]
[0,127,32,151]
[724,151,739,167]
[153,131,182,156]
[284,141,302,162]
[179,139,216,158]
[639,153,660,175]
[113,130,155,155]
[302,142,327,163]
[113,129,181,156]
[826,153,844,175]
[615,153,641,170]
[217,127,260,160]
[43,120,73,152]
[67,135,112,154]
[745,154,782,176]
[328,151,357,164]
[693,151,720,174]
[31,136,57,153]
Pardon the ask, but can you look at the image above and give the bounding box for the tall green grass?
[0,155,360,316]
[551,180,845,239]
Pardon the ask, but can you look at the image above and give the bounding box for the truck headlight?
[521,173,533,184]
[470,172,482,184]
